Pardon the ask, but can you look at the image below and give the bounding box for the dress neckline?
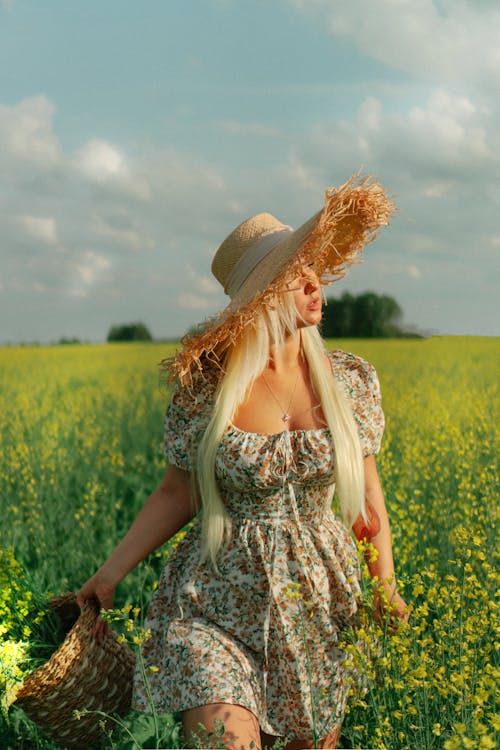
[227,422,330,438]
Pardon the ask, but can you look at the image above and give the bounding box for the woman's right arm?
[76,465,194,628]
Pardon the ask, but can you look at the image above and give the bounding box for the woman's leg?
[183,702,262,750]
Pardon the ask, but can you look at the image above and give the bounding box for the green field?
[1,338,498,749]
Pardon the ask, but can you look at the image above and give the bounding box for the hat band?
[225,226,294,298]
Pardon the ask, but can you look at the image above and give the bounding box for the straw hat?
[168,174,395,384]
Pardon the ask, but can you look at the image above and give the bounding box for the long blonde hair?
[195,293,365,569]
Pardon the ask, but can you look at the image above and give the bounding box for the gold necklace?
[261,371,300,424]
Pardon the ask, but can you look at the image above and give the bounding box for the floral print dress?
[132,349,385,739]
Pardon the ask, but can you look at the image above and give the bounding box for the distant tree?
[107,321,153,342]
[57,337,81,345]
[321,291,404,338]
[322,291,356,337]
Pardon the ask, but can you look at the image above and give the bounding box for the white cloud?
[292,90,497,190]
[0,95,61,166]
[75,251,111,284]
[423,182,452,198]
[140,147,226,194]
[72,140,152,200]
[19,215,58,245]
[404,91,489,164]
[292,0,500,92]
[192,276,219,295]
[92,213,153,252]
[74,139,127,182]
[68,251,112,297]
[176,292,215,311]
[176,264,222,311]
[358,98,382,132]
[407,264,422,280]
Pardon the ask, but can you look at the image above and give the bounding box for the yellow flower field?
[0,337,498,749]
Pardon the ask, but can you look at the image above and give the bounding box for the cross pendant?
[282,413,291,423]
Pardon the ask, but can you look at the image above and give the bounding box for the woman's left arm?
[361,454,410,624]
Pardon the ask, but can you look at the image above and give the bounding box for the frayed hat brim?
[165,174,396,384]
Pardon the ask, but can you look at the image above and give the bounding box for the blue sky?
[1,0,499,342]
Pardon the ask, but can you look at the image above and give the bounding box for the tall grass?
[0,338,498,749]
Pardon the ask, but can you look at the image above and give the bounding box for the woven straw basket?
[15,592,136,749]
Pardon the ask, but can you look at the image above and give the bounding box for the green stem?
[136,644,161,748]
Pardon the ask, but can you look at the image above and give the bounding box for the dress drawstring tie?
[262,431,318,709]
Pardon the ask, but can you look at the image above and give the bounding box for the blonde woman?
[77,176,408,750]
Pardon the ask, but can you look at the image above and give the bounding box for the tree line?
[320,291,417,338]
[105,292,417,342]
[107,321,153,342]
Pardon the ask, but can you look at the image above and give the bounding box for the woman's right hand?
[75,468,193,639]
[76,569,116,641]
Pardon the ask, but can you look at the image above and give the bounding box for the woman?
[77,175,408,750]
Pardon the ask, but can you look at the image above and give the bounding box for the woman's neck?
[268,332,303,374]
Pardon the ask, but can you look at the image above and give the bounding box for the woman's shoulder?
[163,365,221,471]
[327,349,384,455]
[168,363,221,417]
[327,348,379,391]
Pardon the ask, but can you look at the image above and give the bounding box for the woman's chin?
[297,312,322,329]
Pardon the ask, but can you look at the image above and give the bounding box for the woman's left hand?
[373,586,410,628]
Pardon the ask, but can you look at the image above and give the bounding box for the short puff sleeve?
[329,349,385,456]
[163,370,218,471]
